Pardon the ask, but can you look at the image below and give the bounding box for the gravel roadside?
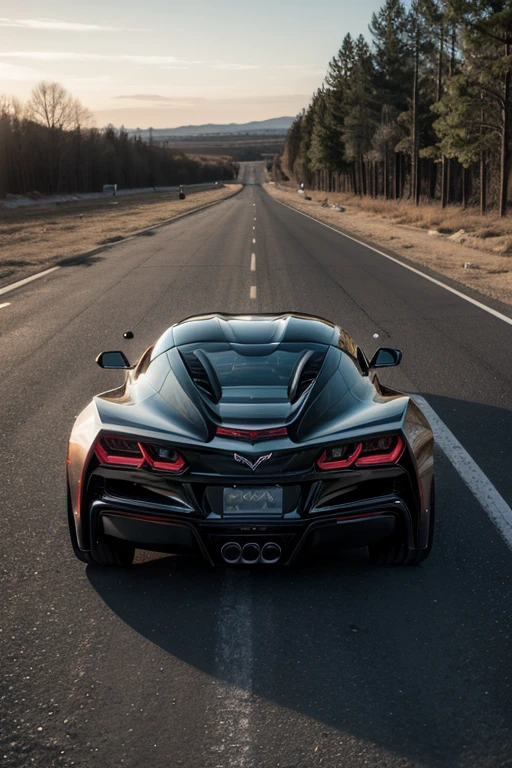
[0,184,242,289]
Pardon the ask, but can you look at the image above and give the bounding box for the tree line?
[0,82,237,198]
[282,0,512,216]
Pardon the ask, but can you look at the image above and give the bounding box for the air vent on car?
[180,350,221,403]
[289,349,327,403]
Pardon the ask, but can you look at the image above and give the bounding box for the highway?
[1,161,512,768]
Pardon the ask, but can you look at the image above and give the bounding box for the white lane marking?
[250,285,257,299]
[252,238,256,244]
[0,302,11,309]
[0,266,60,297]
[272,197,512,327]
[250,254,256,271]
[254,217,256,221]
[0,190,244,299]
[414,394,512,550]
[211,571,253,767]
[252,226,255,230]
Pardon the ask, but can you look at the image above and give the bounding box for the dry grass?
[277,182,512,252]
[265,182,512,306]
[0,184,242,288]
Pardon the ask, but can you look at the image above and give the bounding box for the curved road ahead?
[2,162,512,768]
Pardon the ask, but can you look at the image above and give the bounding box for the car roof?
[150,313,358,360]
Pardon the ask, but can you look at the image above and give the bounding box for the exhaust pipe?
[261,542,281,564]
[221,542,242,564]
[242,542,260,564]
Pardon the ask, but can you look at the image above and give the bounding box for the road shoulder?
[264,183,512,308]
[0,184,242,291]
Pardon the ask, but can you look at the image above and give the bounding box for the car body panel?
[67,313,434,564]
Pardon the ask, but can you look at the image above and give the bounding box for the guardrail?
[1,182,225,210]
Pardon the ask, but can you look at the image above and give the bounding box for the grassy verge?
[265,182,512,307]
[0,184,242,289]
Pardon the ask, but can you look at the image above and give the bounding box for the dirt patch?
[265,183,512,307]
[0,184,242,289]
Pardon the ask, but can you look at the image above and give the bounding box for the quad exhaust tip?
[261,542,281,564]
[221,541,282,565]
[221,542,242,564]
[242,542,260,564]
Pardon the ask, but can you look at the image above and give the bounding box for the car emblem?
[234,452,272,471]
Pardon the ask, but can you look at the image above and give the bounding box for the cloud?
[111,93,309,106]
[112,95,208,107]
[0,61,45,81]
[0,52,266,71]
[0,17,140,31]
[113,94,181,102]
[63,75,114,86]
[1,52,199,65]
[210,63,261,71]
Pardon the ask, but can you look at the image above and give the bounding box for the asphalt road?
[2,161,512,768]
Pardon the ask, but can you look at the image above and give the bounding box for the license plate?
[223,487,283,514]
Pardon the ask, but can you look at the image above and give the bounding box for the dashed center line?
[252,238,256,244]
[250,254,256,271]
[0,302,11,309]
[250,285,257,299]
[252,226,255,230]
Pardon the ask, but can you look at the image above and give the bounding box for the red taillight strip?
[317,436,405,470]
[95,438,185,472]
[355,436,404,466]
[216,426,288,441]
[317,443,362,470]
[138,443,185,472]
[95,441,145,468]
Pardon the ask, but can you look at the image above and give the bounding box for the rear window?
[179,342,328,403]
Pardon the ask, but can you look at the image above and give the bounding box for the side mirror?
[96,350,131,369]
[369,347,402,368]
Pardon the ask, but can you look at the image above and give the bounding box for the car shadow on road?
[86,394,512,768]
[87,538,512,766]
[58,253,105,268]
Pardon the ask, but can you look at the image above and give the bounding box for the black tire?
[67,488,135,567]
[369,480,435,566]
[88,538,135,566]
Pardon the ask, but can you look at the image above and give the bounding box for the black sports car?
[67,313,435,567]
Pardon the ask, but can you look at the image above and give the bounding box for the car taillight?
[356,435,404,465]
[216,426,288,441]
[317,443,362,470]
[317,435,404,470]
[95,437,145,468]
[138,443,185,471]
[95,436,185,472]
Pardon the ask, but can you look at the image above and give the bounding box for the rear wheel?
[68,489,135,566]
[368,480,435,566]
[87,538,135,566]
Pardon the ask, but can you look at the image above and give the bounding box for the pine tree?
[369,0,411,113]
[458,1,511,216]
[342,36,378,196]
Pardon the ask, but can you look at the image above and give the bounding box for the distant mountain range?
[131,117,294,138]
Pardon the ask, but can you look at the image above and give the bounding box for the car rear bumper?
[86,495,414,565]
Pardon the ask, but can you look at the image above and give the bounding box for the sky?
[0,0,384,128]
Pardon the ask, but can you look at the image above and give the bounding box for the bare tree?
[70,98,94,131]
[0,94,24,119]
[27,81,75,130]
